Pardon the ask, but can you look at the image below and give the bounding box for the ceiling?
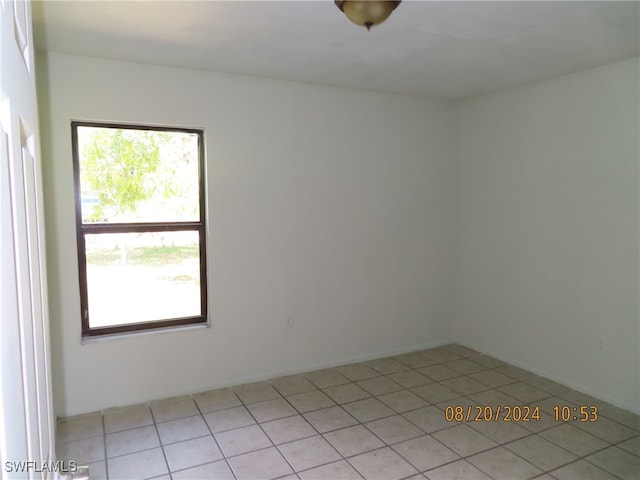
[32,1,640,99]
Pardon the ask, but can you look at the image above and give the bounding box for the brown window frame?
[71,121,208,337]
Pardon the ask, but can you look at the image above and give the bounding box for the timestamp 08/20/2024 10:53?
[444,404,599,423]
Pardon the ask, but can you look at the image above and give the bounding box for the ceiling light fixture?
[334,1,401,30]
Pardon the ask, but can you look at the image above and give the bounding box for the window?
[72,122,207,337]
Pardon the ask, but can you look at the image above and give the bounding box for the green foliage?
[81,128,161,220]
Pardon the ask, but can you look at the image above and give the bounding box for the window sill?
[80,321,210,344]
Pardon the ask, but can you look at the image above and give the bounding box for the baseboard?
[57,338,455,418]
[454,341,640,415]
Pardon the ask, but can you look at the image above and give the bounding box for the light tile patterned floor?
[56,344,640,480]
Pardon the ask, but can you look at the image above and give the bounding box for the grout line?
[193,399,238,480]
[239,395,300,476]
[102,414,109,480]
[149,403,173,478]
[544,457,626,480]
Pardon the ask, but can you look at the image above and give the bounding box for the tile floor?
[56,344,640,480]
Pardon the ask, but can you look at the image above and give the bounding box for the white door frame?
[1,0,56,478]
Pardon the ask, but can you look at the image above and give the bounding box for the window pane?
[77,126,199,223]
[85,231,202,328]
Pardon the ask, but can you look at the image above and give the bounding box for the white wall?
[37,53,456,417]
[455,57,639,413]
